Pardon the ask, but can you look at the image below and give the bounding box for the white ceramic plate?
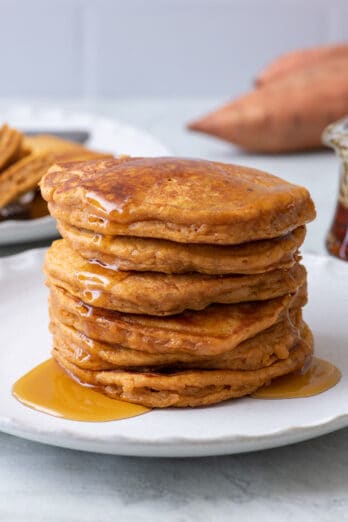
[0,249,347,457]
[0,105,170,245]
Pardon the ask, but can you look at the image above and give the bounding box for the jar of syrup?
[323,118,348,261]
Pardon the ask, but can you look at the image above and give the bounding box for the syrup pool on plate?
[252,357,341,399]
[12,357,341,420]
[12,358,150,422]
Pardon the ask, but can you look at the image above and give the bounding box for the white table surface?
[1,97,347,522]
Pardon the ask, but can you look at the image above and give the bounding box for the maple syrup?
[326,201,348,259]
[252,357,341,399]
[73,258,129,307]
[12,358,150,422]
[13,355,340,421]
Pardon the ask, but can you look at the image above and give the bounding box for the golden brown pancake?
[0,124,24,171]
[52,324,313,407]
[49,283,307,356]
[41,155,315,409]
[40,157,316,245]
[50,309,303,371]
[58,220,305,275]
[45,240,306,315]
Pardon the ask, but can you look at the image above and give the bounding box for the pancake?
[49,283,307,356]
[58,220,305,275]
[44,240,306,315]
[0,152,53,208]
[52,324,313,407]
[0,124,24,171]
[50,309,303,371]
[40,157,316,245]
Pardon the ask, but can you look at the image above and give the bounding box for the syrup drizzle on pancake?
[12,358,150,422]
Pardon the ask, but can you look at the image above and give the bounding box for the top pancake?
[40,157,316,244]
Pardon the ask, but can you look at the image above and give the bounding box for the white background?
[0,0,347,98]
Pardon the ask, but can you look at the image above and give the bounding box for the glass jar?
[323,118,348,261]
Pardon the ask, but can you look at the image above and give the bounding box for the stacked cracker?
[0,123,112,213]
[41,157,316,408]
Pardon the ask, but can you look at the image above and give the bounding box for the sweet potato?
[188,55,348,153]
[256,43,348,86]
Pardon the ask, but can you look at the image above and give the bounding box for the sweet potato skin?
[256,43,348,86]
[188,56,348,153]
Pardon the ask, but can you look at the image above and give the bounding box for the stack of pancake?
[0,123,112,217]
[41,157,316,408]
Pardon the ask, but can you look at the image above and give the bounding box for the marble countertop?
[1,97,347,521]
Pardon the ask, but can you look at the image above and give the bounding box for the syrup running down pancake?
[50,309,305,371]
[45,239,306,315]
[53,327,313,408]
[49,283,307,356]
[57,220,306,275]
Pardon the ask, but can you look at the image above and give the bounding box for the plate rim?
[1,412,348,457]
[0,214,54,230]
